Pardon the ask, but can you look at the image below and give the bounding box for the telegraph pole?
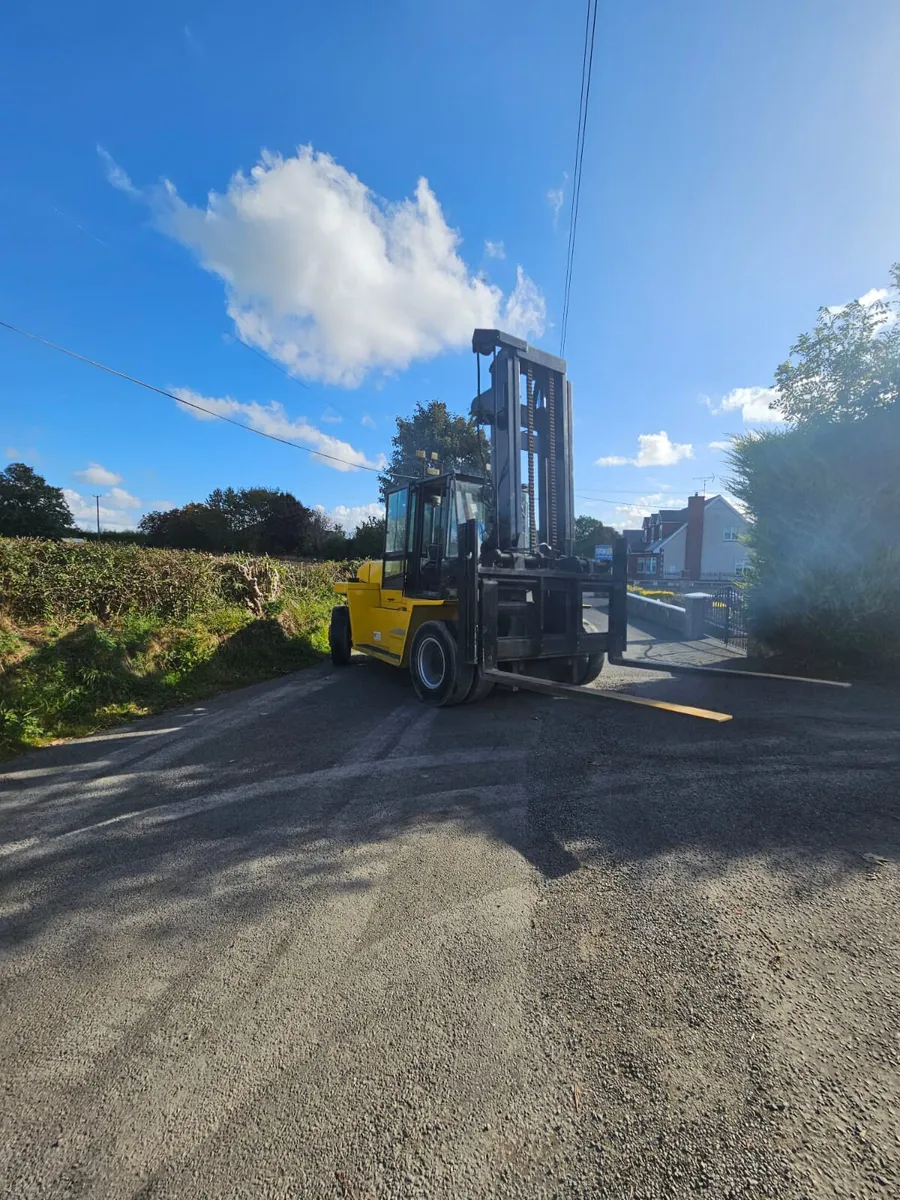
[92,494,101,536]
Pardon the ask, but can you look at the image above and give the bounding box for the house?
[624,494,749,581]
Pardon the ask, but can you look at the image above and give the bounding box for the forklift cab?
[382,473,486,600]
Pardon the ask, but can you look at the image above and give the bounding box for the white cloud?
[636,432,694,466]
[547,176,567,227]
[360,413,377,429]
[64,487,140,532]
[320,406,343,424]
[127,146,544,386]
[108,486,141,509]
[708,439,733,452]
[595,431,694,469]
[826,286,896,333]
[711,386,783,424]
[74,462,123,486]
[859,287,889,307]
[147,499,175,512]
[172,387,386,473]
[96,145,137,196]
[317,501,383,531]
[580,491,688,530]
[484,239,505,259]
[503,267,547,344]
[5,447,19,459]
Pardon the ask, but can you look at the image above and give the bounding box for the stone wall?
[626,591,711,639]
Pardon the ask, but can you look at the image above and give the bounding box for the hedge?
[0,538,354,625]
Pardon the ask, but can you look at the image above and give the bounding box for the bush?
[0,540,355,757]
[729,404,900,673]
[0,538,355,624]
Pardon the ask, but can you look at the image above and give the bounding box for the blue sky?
[2,0,898,532]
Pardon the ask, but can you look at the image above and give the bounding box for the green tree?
[140,488,340,556]
[302,509,348,559]
[572,515,619,559]
[378,400,489,498]
[207,487,318,555]
[0,463,75,539]
[727,261,900,670]
[775,263,900,425]
[139,503,230,551]
[349,515,385,559]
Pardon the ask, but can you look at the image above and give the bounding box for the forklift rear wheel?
[329,605,352,666]
[409,621,473,707]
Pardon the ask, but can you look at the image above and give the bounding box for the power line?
[575,486,690,497]
[559,0,598,358]
[225,332,358,429]
[560,0,591,356]
[575,494,643,505]
[223,332,309,389]
[0,319,399,477]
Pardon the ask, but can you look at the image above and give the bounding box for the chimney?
[684,494,705,579]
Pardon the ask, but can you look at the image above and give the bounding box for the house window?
[735,561,750,577]
[723,527,741,542]
[636,556,657,575]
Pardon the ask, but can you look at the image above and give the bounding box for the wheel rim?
[417,637,446,690]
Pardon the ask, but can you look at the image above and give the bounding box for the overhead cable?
[0,319,399,476]
[559,0,598,357]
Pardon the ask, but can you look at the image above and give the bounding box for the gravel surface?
[1,641,898,1198]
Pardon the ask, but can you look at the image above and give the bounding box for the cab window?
[383,488,408,587]
[447,481,486,557]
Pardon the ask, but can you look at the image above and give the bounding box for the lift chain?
[526,362,536,552]
[548,371,558,549]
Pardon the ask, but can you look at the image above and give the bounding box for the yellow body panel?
[335,560,456,668]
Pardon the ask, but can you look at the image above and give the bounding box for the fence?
[703,586,748,651]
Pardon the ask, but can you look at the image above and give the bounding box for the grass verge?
[0,540,349,758]
[0,601,331,759]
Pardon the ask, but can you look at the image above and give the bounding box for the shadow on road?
[1,654,899,959]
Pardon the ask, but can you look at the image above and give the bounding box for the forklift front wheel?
[464,668,495,704]
[329,605,352,666]
[409,621,473,707]
[576,653,605,686]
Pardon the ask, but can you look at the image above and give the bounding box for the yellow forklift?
[330,329,850,717]
[330,328,630,707]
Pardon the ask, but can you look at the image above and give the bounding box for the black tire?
[329,605,352,665]
[464,667,495,704]
[575,653,604,686]
[537,654,604,685]
[409,621,473,707]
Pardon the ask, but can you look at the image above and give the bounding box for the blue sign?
[594,545,614,562]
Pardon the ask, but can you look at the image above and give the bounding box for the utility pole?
[92,494,101,536]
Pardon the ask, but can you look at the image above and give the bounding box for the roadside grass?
[0,603,329,759]
[0,539,350,759]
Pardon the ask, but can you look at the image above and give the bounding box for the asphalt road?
[1,636,899,1199]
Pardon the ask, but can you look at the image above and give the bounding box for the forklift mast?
[470,329,575,556]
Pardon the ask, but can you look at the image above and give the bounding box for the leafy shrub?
[0,538,355,625]
[729,404,900,672]
[0,541,353,756]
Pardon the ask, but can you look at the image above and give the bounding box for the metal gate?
[704,585,747,650]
